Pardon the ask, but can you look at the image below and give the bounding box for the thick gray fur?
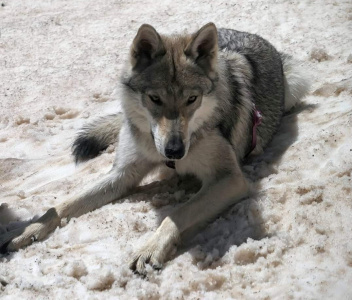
[1,24,309,275]
[73,28,308,162]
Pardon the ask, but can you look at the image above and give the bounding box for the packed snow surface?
[0,0,351,299]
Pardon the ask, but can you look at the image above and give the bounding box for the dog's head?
[122,23,219,160]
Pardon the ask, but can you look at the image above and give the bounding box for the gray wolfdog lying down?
[0,23,309,274]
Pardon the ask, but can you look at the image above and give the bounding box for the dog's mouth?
[165,160,176,169]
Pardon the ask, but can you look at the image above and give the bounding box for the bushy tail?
[281,54,311,112]
[72,113,124,163]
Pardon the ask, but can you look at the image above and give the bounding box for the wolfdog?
[0,23,309,274]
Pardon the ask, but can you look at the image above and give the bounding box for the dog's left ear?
[130,24,165,72]
[185,23,218,74]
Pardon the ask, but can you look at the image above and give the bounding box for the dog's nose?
[165,136,185,159]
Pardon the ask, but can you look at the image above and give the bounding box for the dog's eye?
[149,95,162,106]
[187,96,198,105]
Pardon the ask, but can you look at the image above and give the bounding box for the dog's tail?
[281,54,311,112]
[72,113,124,163]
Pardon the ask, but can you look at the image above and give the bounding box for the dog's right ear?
[130,24,165,71]
[185,23,218,77]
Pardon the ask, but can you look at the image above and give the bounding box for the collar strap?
[246,105,262,157]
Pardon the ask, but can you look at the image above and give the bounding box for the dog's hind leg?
[281,54,311,112]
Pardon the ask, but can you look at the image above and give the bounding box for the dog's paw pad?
[130,254,149,276]
[129,249,164,276]
[151,262,163,270]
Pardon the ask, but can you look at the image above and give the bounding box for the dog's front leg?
[0,127,156,252]
[130,160,249,274]
[130,173,248,274]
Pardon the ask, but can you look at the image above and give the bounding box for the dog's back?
[217,28,309,157]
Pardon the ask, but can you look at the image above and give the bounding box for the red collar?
[246,105,262,157]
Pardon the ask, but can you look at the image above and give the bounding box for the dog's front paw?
[0,208,61,253]
[129,239,166,275]
[129,218,180,275]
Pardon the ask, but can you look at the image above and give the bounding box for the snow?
[1,0,352,299]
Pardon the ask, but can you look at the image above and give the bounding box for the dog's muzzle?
[164,136,185,160]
